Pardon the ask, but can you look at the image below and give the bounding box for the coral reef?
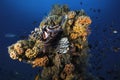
[8,4,98,80]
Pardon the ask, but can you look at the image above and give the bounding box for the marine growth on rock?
[8,4,98,80]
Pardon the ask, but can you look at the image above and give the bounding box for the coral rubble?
[8,4,98,80]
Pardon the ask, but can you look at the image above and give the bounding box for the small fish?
[80,2,83,5]
[90,8,93,11]
[112,47,120,52]
[32,21,38,25]
[5,33,16,38]
[97,9,101,13]
[113,30,118,34]
[103,29,107,32]
[15,72,19,75]
[93,9,96,12]
[95,17,98,19]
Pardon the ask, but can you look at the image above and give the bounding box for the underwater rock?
[8,4,98,80]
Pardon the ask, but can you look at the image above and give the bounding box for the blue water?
[0,0,120,80]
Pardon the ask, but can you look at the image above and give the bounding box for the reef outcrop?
[8,4,98,80]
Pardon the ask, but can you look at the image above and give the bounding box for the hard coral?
[70,20,90,41]
[32,56,49,67]
[12,42,24,55]
[64,63,75,75]
[70,32,78,40]
[25,48,39,59]
[9,50,18,60]
[14,42,22,50]
[75,16,92,27]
